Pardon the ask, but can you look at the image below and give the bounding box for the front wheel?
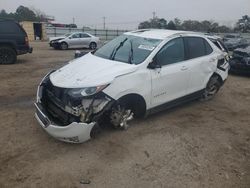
[60,42,68,50]
[201,75,221,101]
[89,42,97,50]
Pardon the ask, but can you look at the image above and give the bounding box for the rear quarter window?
[184,37,213,59]
[204,40,213,54]
[0,21,25,35]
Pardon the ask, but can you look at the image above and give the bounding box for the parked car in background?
[0,20,32,64]
[229,45,250,74]
[223,34,241,41]
[35,29,229,143]
[49,32,100,50]
[223,34,248,51]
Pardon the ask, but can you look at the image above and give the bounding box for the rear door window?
[204,40,213,55]
[80,33,90,38]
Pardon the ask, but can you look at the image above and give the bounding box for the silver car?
[49,32,100,50]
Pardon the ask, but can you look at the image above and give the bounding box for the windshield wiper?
[109,38,128,60]
[128,40,134,64]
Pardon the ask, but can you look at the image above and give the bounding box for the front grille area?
[41,80,80,126]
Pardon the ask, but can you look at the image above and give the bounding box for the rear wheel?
[60,42,68,50]
[89,42,97,50]
[0,46,17,64]
[201,75,221,101]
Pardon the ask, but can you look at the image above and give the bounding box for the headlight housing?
[68,84,109,98]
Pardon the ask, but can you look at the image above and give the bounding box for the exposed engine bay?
[37,72,135,136]
[39,76,114,127]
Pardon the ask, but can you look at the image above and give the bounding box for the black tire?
[60,42,68,50]
[89,42,97,50]
[0,46,17,64]
[201,75,221,101]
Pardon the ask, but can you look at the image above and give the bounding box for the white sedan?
[49,32,100,50]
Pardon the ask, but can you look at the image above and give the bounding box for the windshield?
[94,34,162,65]
[64,33,71,37]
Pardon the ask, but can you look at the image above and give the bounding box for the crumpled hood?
[49,36,65,42]
[50,53,138,88]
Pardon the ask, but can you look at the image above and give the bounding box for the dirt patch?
[0,42,249,188]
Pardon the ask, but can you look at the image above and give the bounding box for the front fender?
[103,70,151,110]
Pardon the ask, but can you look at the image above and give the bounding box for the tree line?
[138,16,250,33]
[0,6,50,22]
[1,5,249,33]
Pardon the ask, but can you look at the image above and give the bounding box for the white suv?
[35,29,229,143]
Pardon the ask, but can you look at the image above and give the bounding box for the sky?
[0,0,249,29]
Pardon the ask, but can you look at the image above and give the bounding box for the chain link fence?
[46,27,129,41]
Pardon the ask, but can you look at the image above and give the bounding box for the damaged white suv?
[35,29,229,143]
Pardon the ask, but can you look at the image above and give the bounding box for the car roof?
[70,32,92,35]
[124,29,199,40]
[204,34,222,40]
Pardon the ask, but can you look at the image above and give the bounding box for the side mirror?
[69,36,72,39]
[147,61,161,69]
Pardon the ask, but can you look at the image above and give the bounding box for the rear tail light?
[217,58,225,67]
[25,36,29,46]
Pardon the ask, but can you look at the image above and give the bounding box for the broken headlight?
[68,85,109,97]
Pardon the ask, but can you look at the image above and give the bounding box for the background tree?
[15,5,37,21]
[0,5,51,22]
[31,7,51,22]
[167,20,176,30]
[181,20,202,31]
[235,15,250,32]
[138,17,168,29]
[173,18,182,29]
[139,17,233,33]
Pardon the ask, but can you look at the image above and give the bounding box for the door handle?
[181,66,188,71]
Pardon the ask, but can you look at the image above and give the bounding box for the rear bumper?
[17,46,33,55]
[34,102,96,143]
[216,61,229,81]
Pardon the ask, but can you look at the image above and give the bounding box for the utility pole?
[103,16,106,29]
[73,17,75,24]
[152,11,156,19]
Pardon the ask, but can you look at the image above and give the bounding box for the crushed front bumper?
[49,41,60,48]
[35,103,96,143]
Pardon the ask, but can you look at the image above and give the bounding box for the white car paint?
[50,53,138,88]
[35,103,95,143]
[35,29,229,143]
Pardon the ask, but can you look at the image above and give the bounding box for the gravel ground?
[0,42,249,188]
